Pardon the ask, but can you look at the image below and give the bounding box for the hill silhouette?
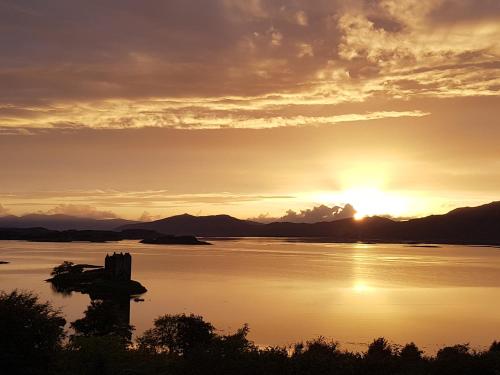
[0,227,213,244]
[0,228,162,243]
[119,202,500,245]
[0,214,138,231]
[119,213,262,237]
[2,202,498,245]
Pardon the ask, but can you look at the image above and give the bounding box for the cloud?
[0,104,430,130]
[0,204,10,216]
[336,3,500,88]
[0,0,498,131]
[297,43,313,58]
[138,211,162,222]
[295,10,308,26]
[253,204,356,224]
[46,204,118,219]
[0,190,295,209]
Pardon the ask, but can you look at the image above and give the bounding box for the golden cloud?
[0,0,498,131]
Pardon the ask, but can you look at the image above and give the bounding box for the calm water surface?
[1,239,499,353]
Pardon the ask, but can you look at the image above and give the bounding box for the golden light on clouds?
[0,0,499,219]
[0,0,499,132]
[313,188,411,220]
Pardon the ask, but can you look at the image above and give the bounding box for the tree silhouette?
[138,313,215,357]
[51,261,77,276]
[400,342,423,361]
[366,337,394,360]
[490,341,500,352]
[0,290,66,375]
[2,290,500,375]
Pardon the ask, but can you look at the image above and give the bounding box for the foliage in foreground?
[1,290,500,375]
[0,290,66,375]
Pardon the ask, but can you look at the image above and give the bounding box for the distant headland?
[0,228,211,245]
[141,235,211,245]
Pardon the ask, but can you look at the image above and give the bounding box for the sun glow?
[354,212,365,221]
[352,282,372,293]
[341,187,410,219]
[314,186,411,219]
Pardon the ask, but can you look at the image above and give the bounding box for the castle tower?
[104,252,132,281]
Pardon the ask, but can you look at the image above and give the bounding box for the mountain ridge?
[2,202,499,245]
[117,201,500,244]
[0,214,138,231]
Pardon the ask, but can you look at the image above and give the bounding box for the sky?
[0,0,499,221]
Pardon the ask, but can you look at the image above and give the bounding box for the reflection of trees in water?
[49,271,134,336]
[70,298,133,346]
[47,257,141,347]
[49,281,73,296]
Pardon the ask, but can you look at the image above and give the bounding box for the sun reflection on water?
[352,282,372,293]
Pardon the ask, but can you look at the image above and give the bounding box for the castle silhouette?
[104,252,132,281]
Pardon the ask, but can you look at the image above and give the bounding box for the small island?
[47,252,147,299]
[141,234,211,245]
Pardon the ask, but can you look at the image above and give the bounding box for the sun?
[309,184,413,219]
[341,187,409,219]
[354,212,366,221]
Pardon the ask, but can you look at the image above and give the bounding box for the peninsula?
[141,234,211,245]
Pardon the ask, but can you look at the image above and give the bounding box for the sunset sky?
[0,0,499,220]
